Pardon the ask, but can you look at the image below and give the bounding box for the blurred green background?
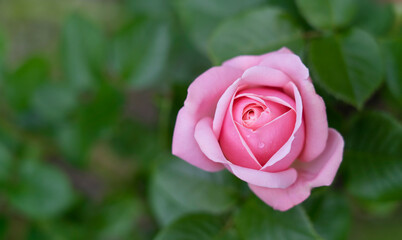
[0,0,401,239]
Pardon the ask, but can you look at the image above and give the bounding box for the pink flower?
[172,48,344,211]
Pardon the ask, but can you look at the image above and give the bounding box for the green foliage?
[7,159,74,219]
[208,7,303,64]
[354,0,395,36]
[110,16,171,88]
[296,0,357,30]
[235,197,321,240]
[5,57,50,111]
[150,157,240,225]
[309,29,383,109]
[61,14,106,92]
[0,0,401,239]
[382,38,402,105]
[174,0,265,54]
[345,112,402,201]
[0,143,12,182]
[155,213,227,240]
[304,191,351,240]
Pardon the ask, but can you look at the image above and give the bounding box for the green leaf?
[208,7,303,64]
[234,197,321,240]
[382,38,402,105]
[61,14,106,92]
[110,17,171,89]
[5,57,49,111]
[295,0,357,30]
[0,216,7,239]
[150,157,239,226]
[32,84,77,123]
[353,0,395,36]
[77,83,123,144]
[155,213,227,240]
[345,112,402,201]
[0,30,5,81]
[174,0,265,54]
[95,196,142,240]
[58,83,123,166]
[0,143,12,182]
[309,29,383,108]
[8,160,74,219]
[304,191,351,240]
[125,0,171,16]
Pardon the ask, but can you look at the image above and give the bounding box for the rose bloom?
[172,48,344,211]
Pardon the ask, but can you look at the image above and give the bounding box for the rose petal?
[220,97,262,169]
[222,55,264,71]
[236,110,296,167]
[261,82,303,169]
[195,117,298,188]
[259,51,309,82]
[297,79,328,162]
[172,109,224,171]
[213,66,294,138]
[213,79,242,137]
[249,129,344,211]
[172,66,242,171]
[241,66,293,88]
[184,66,243,118]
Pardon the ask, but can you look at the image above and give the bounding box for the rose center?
[242,104,266,126]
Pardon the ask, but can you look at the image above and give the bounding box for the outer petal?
[259,51,309,82]
[172,66,243,171]
[222,47,292,71]
[222,55,264,71]
[241,66,293,88]
[297,79,328,162]
[172,109,224,171]
[195,117,298,189]
[249,129,344,211]
[184,66,243,118]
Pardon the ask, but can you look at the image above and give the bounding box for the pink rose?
[172,48,344,211]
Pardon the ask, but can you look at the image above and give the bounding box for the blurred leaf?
[110,17,170,89]
[295,0,357,30]
[55,123,87,166]
[234,197,321,240]
[109,119,158,162]
[304,191,351,240]
[309,29,383,108]
[8,159,74,219]
[58,83,123,166]
[358,200,400,217]
[0,143,12,182]
[0,217,6,239]
[150,157,239,226]
[0,30,5,81]
[5,57,49,111]
[96,197,142,240]
[345,112,402,201]
[61,14,106,92]
[27,220,90,240]
[354,0,395,36]
[208,7,303,64]
[174,0,265,54]
[32,84,77,123]
[155,213,227,240]
[382,38,402,105]
[266,0,301,16]
[125,0,171,17]
[77,83,123,144]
